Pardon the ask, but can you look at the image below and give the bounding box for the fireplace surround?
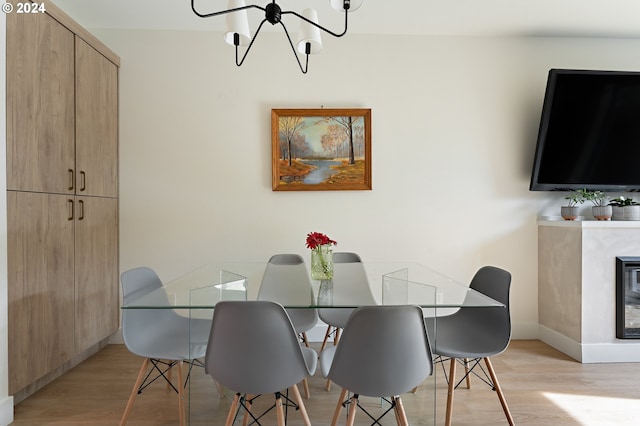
[538,219,640,363]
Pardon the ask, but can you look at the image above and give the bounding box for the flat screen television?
[529,69,640,191]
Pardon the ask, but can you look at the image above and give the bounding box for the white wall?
[87,29,640,340]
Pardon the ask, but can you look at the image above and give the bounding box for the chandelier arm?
[281,8,349,38]
[278,21,309,74]
[191,0,264,18]
[235,18,269,67]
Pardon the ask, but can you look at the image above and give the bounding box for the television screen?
[529,69,640,191]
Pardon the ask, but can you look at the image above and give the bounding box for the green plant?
[581,189,608,206]
[608,196,640,207]
[564,190,587,207]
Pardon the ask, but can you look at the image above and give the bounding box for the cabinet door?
[75,38,119,198]
[7,191,75,394]
[74,197,119,353]
[6,11,75,194]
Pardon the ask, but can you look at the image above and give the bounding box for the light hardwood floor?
[11,340,640,425]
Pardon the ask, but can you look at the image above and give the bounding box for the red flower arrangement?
[305,232,337,250]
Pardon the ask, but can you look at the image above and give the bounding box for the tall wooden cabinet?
[6,2,120,397]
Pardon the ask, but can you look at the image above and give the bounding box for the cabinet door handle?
[68,199,74,220]
[68,169,75,191]
[78,199,84,221]
[80,171,86,192]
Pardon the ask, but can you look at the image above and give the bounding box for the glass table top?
[121,261,504,311]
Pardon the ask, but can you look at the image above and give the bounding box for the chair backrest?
[333,252,362,263]
[205,301,314,395]
[121,267,185,358]
[469,266,511,308]
[461,265,512,353]
[121,266,165,305]
[258,254,313,305]
[331,252,376,305]
[469,266,511,344]
[327,305,433,397]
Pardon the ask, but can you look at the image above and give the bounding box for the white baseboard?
[539,325,583,362]
[0,396,14,426]
[539,324,640,363]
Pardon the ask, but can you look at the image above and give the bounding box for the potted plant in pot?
[584,190,611,220]
[561,190,586,220]
[609,196,640,221]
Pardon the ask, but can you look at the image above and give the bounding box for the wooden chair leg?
[225,393,240,426]
[320,325,333,352]
[120,358,150,426]
[301,332,310,347]
[331,388,348,426]
[393,395,409,426]
[325,378,332,392]
[177,360,185,426]
[275,393,286,426]
[167,360,173,391]
[445,358,457,426]
[484,357,515,426]
[346,394,358,426]
[291,384,312,426]
[303,377,311,399]
[464,358,471,389]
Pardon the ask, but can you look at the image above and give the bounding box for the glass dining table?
[121,261,504,425]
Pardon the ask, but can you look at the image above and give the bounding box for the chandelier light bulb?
[223,0,251,46]
[297,8,323,55]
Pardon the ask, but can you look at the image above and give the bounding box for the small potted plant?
[609,196,640,221]
[561,190,586,220]
[583,190,611,221]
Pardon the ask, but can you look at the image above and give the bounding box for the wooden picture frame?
[271,108,372,191]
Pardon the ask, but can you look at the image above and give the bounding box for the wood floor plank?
[11,340,640,425]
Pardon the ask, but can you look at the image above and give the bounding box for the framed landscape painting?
[271,108,372,191]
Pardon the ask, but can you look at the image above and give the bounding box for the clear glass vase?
[310,245,333,280]
[317,279,334,306]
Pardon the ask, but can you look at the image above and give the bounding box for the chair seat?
[426,308,509,359]
[301,345,318,375]
[127,316,211,360]
[319,345,336,378]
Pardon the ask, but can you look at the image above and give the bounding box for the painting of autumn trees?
[271,109,372,191]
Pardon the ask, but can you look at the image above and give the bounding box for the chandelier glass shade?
[191,0,364,73]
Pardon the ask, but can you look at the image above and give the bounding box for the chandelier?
[191,0,364,74]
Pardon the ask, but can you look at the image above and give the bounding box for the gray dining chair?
[258,253,318,398]
[318,252,376,350]
[119,267,212,426]
[319,305,433,426]
[318,252,376,391]
[204,300,317,426]
[426,265,514,426]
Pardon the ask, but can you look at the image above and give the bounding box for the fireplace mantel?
[538,218,640,363]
